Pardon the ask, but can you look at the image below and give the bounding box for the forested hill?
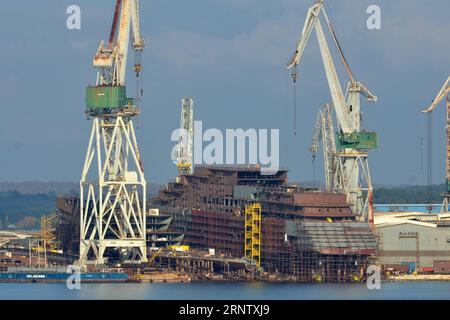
[0,183,445,230]
[0,182,162,230]
[373,184,444,204]
[0,191,55,229]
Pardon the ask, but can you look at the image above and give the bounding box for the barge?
[0,270,129,283]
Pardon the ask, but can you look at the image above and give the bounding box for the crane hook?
[291,66,298,136]
[291,70,298,83]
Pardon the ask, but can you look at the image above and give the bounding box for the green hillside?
[373,184,444,204]
[0,183,445,230]
[0,191,56,230]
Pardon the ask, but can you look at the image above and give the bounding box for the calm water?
[1,281,450,300]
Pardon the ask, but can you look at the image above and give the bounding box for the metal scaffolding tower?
[245,203,261,268]
[79,0,147,265]
[41,212,59,252]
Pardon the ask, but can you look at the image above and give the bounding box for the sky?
[0,0,448,186]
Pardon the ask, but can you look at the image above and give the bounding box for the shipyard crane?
[80,0,147,265]
[422,76,450,211]
[174,98,194,176]
[287,0,378,222]
[310,104,343,193]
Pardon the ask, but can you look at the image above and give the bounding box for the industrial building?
[375,212,450,273]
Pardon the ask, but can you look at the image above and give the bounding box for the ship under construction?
[151,165,378,282]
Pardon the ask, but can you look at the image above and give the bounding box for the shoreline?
[3,276,450,284]
[386,274,450,282]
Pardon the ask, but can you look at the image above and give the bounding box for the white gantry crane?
[422,76,450,211]
[287,0,378,222]
[80,0,147,265]
[174,98,194,175]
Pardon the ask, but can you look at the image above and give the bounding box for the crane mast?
[175,98,194,176]
[287,0,377,221]
[80,0,147,265]
[422,76,450,211]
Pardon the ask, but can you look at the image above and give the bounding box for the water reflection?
[0,282,449,300]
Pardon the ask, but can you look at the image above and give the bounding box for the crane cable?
[135,50,143,104]
[312,154,316,189]
[427,112,433,212]
[322,4,354,83]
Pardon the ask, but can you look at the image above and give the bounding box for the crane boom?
[286,1,323,70]
[314,18,351,132]
[93,0,142,86]
[422,76,450,113]
[117,1,131,85]
[130,0,143,49]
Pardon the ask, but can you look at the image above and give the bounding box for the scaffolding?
[41,212,59,252]
[29,238,46,269]
[245,203,261,268]
[153,166,378,281]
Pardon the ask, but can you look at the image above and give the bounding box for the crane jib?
[109,0,123,48]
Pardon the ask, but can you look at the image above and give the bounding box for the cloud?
[380,13,450,70]
[327,0,450,70]
[151,16,303,73]
[152,0,449,75]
